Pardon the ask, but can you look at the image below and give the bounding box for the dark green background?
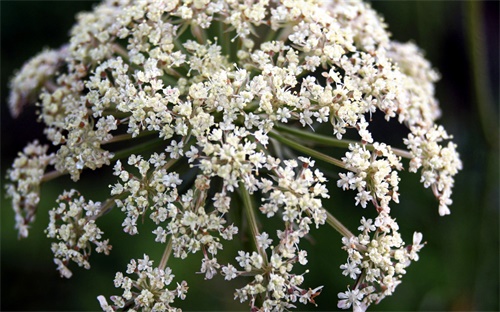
[1,1,498,311]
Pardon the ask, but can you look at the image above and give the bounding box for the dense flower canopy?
[6,0,461,311]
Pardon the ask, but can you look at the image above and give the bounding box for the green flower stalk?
[6,0,462,311]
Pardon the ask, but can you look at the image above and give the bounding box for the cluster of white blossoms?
[6,141,55,238]
[223,229,324,310]
[46,189,112,278]
[337,143,402,212]
[337,213,425,310]
[97,255,188,311]
[6,0,462,311]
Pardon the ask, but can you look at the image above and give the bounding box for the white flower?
[340,260,361,279]
[409,232,425,261]
[256,232,273,250]
[337,287,363,310]
[355,190,373,208]
[358,217,376,232]
[221,264,238,280]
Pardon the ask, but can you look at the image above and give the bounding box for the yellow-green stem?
[268,130,347,169]
[325,209,354,239]
[275,124,413,159]
[112,138,164,160]
[159,236,173,271]
[465,1,498,148]
[239,182,268,266]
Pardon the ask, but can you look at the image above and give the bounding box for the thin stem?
[111,43,129,60]
[465,1,498,148]
[268,130,347,170]
[159,236,173,271]
[218,19,231,59]
[44,80,58,93]
[41,170,64,183]
[239,182,268,266]
[163,70,183,87]
[104,131,156,145]
[274,124,413,159]
[324,209,354,239]
[191,24,207,44]
[112,138,164,160]
[275,124,350,148]
[90,194,123,220]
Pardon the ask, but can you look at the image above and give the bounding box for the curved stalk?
[111,43,129,61]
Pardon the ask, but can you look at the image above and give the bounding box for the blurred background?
[1,1,498,311]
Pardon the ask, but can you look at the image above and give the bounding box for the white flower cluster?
[404,125,462,216]
[260,157,329,229]
[8,48,66,118]
[337,214,424,310]
[338,143,402,212]
[46,189,111,278]
[5,141,54,238]
[97,254,188,312]
[222,232,323,310]
[6,0,462,311]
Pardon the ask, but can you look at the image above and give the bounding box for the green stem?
[324,209,354,239]
[274,124,413,159]
[112,138,164,161]
[465,1,498,148]
[219,19,231,59]
[159,236,173,271]
[268,130,347,170]
[163,71,183,87]
[104,131,156,145]
[239,182,268,266]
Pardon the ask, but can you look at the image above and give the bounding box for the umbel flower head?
[6,0,462,311]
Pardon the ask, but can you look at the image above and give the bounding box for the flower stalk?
[239,182,269,267]
[325,209,355,239]
[159,236,173,271]
[268,130,347,170]
[274,124,413,159]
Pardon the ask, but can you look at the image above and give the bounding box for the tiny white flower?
[337,287,363,310]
